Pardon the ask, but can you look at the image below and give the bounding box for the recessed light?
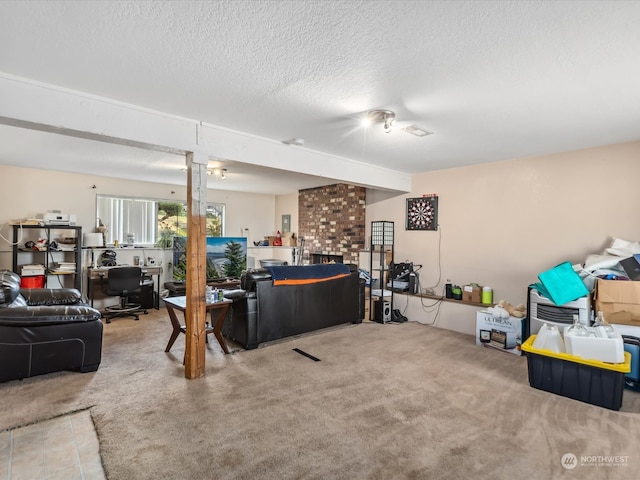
[402,125,433,137]
[283,138,305,146]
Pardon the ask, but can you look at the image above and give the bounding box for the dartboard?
[406,196,438,230]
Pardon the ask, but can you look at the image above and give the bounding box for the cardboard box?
[363,298,379,321]
[594,279,640,326]
[281,232,297,247]
[364,297,372,321]
[476,310,524,355]
[463,285,482,303]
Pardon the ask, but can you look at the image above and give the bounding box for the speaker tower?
[375,300,392,323]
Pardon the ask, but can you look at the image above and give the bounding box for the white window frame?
[96,194,225,247]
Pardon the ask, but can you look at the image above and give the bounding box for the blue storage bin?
[623,336,640,391]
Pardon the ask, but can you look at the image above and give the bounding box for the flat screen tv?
[172,236,247,281]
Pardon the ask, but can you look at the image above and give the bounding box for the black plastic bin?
[522,335,630,411]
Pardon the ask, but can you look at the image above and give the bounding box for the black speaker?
[408,273,417,294]
[375,300,392,323]
[357,278,365,323]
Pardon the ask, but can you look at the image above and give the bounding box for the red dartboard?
[406,196,438,230]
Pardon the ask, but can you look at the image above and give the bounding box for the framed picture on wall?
[406,195,438,230]
[282,214,291,233]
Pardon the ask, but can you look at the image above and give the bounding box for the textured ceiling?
[1,0,640,194]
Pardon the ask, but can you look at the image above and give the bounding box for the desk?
[87,265,163,309]
[163,296,232,354]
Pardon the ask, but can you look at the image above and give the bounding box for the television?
[172,236,247,281]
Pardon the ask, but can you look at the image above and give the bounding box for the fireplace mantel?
[310,253,344,264]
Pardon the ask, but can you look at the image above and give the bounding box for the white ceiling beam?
[198,122,410,193]
[0,73,410,192]
[0,73,197,154]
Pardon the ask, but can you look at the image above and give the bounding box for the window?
[96,195,225,247]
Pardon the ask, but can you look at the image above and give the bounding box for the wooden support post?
[184,151,208,379]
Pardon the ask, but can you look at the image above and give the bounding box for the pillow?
[0,270,21,306]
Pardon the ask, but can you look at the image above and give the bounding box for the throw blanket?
[266,264,351,286]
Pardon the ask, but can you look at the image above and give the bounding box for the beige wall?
[366,141,640,335]
[3,141,639,335]
[0,165,279,298]
[275,192,299,235]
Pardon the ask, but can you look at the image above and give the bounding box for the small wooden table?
[164,296,232,354]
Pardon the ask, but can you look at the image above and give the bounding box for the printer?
[42,212,77,225]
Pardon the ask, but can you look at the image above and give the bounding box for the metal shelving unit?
[12,224,82,290]
[369,220,394,323]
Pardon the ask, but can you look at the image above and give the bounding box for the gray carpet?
[1,311,639,479]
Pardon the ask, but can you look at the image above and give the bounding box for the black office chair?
[101,266,147,323]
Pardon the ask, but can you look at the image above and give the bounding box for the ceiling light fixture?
[367,109,396,133]
[207,168,227,179]
[181,167,227,179]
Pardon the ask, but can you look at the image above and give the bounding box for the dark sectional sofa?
[0,270,103,383]
[223,263,362,350]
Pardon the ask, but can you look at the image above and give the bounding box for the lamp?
[366,109,396,133]
[83,233,103,248]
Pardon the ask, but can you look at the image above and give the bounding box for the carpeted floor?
[1,310,639,479]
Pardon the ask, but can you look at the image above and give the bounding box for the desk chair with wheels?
[101,266,148,323]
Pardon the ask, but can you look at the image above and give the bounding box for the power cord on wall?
[400,269,443,326]
[0,222,24,246]
[410,272,444,325]
[421,223,443,292]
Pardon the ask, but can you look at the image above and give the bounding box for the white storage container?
[563,326,625,364]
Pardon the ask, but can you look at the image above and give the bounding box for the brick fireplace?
[298,183,366,265]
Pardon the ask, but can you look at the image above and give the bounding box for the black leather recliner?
[0,270,103,383]
[223,264,361,350]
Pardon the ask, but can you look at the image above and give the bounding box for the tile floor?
[0,410,106,480]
